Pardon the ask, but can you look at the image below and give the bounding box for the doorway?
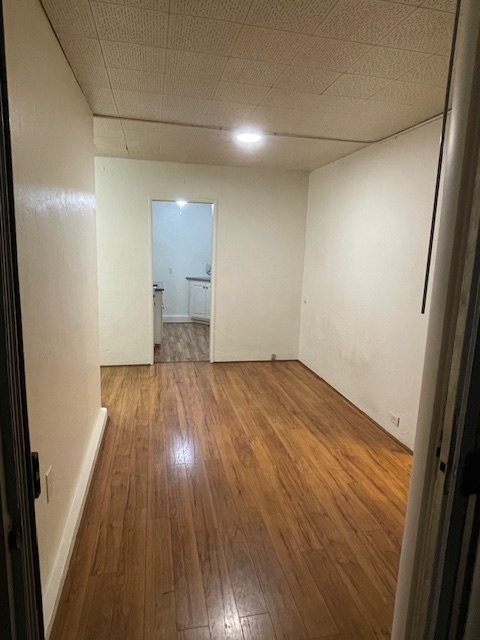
[151,200,214,364]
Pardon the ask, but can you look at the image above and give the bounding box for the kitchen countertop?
[186,276,211,282]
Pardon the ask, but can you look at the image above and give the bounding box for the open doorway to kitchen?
[151,200,214,363]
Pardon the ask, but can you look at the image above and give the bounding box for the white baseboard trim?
[163,315,192,323]
[43,406,108,637]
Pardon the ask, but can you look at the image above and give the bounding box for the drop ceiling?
[41,0,456,171]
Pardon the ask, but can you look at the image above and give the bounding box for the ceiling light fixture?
[176,200,187,207]
[235,131,263,143]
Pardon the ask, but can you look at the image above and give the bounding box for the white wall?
[4,0,105,632]
[96,158,308,365]
[152,201,213,321]
[300,120,442,449]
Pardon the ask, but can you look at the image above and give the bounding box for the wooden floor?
[51,361,411,640]
[155,323,210,363]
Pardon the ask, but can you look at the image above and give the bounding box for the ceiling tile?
[108,68,164,92]
[294,37,372,72]
[261,88,359,113]
[157,123,200,162]
[383,0,422,4]
[123,120,161,150]
[164,74,218,99]
[245,0,338,35]
[101,41,166,72]
[90,3,168,47]
[232,26,309,64]
[315,0,415,44]
[400,54,449,85]
[204,100,255,120]
[369,80,445,105]
[71,63,110,87]
[41,0,96,37]
[114,89,163,119]
[103,0,169,8]
[275,66,340,93]
[421,0,457,11]
[170,0,252,22]
[163,95,212,115]
[167,14,241,55]
[380,8,455,53]
[56,33,104,67]
[324,73,392,98]
[94,117,126,147]
[83,86,118,116]
[161,110,208,126]
[214,82,269,105]
[165,50,228,80]
[221,58,286,86]
[348,46,430,78]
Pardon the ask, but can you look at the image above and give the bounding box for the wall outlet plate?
[389,411,400,427]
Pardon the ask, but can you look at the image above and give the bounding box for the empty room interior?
[2,0,464,639]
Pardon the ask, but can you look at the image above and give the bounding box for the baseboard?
[163,315,192,323]
[43,406,108,637]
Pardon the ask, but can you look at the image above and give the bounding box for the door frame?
[148,197,218,364]
[0,0,44,635]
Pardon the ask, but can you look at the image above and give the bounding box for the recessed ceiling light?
[235,131,263,143]
[176,200,187,207]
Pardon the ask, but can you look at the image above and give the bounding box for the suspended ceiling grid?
[41,0,456,171]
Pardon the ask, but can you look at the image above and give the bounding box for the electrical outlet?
[45,466,53,503]
[271,353,277,361]
[169,266,173,274]
[389,411,400,427]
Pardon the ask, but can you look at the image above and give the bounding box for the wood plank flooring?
[50,361,412,640]
[155,323,210,363]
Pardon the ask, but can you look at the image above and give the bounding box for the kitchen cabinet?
[154,287,163,344]
[188,278,211,323]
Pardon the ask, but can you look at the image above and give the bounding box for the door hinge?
[31,452,41,499]
[460,449,480,497]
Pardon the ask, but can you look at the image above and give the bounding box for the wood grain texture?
[50,361,411,640]
[155,323,209,363]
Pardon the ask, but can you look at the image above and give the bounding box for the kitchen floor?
[155,322,209,363]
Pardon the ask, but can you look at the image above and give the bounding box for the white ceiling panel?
[57,34,104,67]
[324,74,392,98]
[101,41,166,72]
[214,82,270,105]
[380,8,455,53]
[170,0,252,22]
[275,66,340,94]
[83,86,118,116]
[42,0,456,171]
[421,0,457,11]
[70,63,110,87]
[221,58,287,86]
[108,68,164,92]
[232,26,310,64]
[245,0,338,35]
[114,89,163,119]
[293,37,372,72]
[167,14,241,55]
[400,54,449,85]
[261,88,360,113]
[165,50,228,80]
[41,0,96,37]
[348,46,430,78]
[90,3,168,47]
[315,0,416,45]
[164,74,218,99]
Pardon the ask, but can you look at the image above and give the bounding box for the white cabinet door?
[205,284,211,321]
[189,282,207,319]
[154,291,163,344]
